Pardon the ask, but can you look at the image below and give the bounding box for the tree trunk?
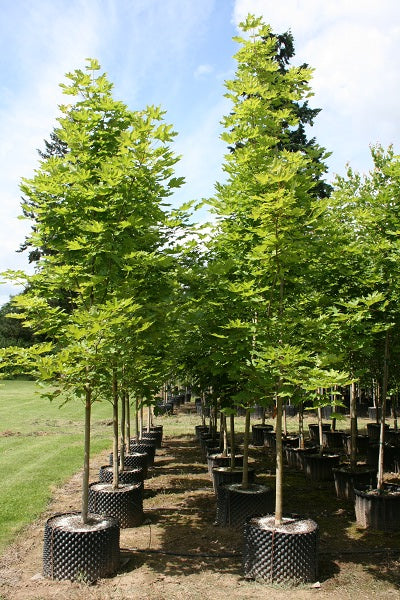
[112,372,119,490]
[81,386,91,524]
[275,392,283,525]
[242,408,251,489]
[147,405,151,433]
[230,413,235,469]
[134,396,139,439]
[283,404,287,437]
[125,392,131,446]
[139,401,143,439]
[120,389,126,473]
[377,330,390,491]
[298,401,304,449]
[317,404,323,455]
[350,381,357,471]
[222,414,228,457]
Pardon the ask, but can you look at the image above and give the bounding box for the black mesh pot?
[252,424,273,446]
[109,452,148,479]
[212,466,255,493]
[285,447,317,471]
[129,443,156,467]
[308,423,331,442]
[303,453,340,481]
[243,515,318,584]
[149,425,163,448]
[141,432,159,447]
[322,431,344,451]
[99,465,144,485]
[207,453,243,477]
[264,431,276,449]
[333,467,377,501]
[354,484,400,531]
[88,482,144,528]
[43,512,120,582]
[195,425,209,440]
[215,483,273,527]
[366,422,389,441]
[343,434,369,456]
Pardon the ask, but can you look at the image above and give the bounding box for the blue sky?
[1,0,400,306]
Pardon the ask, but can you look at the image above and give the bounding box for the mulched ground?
[1,423,400,599]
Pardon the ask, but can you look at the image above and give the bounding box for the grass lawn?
[0,379,113,554]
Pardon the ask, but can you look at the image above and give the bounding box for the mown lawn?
[0,379,113,554]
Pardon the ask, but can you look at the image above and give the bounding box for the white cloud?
[232,0,400,177]
[194,64,214,78]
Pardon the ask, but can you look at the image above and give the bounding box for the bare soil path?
[1,430,400,599]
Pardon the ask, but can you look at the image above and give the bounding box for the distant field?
[0,379,113,554]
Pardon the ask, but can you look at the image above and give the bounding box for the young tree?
[208,15,347,523]
[2,59,184,523]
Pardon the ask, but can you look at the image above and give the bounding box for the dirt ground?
[1,428,400,600]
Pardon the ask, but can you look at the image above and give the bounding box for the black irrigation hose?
[122,546,400,559]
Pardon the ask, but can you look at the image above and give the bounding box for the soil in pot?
[212,466,255,493]
[215,483,273,527]
[43,512,120,582]
[207,453,244,477]
[354,483,400,531]
[333,465,377,501]
[88,482,144,528]
[243,515,318,584]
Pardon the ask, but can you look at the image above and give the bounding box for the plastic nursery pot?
[129,443,156,467]
[43,512,120,582]
[308,423,331,442]
[109,452,148,479]
[212,466,255,493]
[243,515,319,584]
[332,466,377,501]
[99,465,144,485]
[252,424,273,447]
[302,453,340,482]
[354,484,400,531]
[207,453,244,477]
[88,482,144,528]
[215,483,273,527]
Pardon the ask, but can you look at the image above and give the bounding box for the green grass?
[0,379,113,554]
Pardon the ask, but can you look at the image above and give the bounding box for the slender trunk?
[377,330,390,491]
[134,396,139,439]
[350,381,357,470]
[81,386,91,524]
[222,414,228,456]
[375,383,380,425]
[261,406,266,425]
[230,413,236,469]
[120,388,126,473]
[242,408,251,489]
[201,392,206,427]
[112,371,119,490]
[298,401,304,449]
[331,388,337,432]
[283,404,287,437]
[394,391,398,432]
[317,402,323,455]
[139,401,143,439]
[125,392,131,446]
[147,405,151,433]
[275,391,283,525]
